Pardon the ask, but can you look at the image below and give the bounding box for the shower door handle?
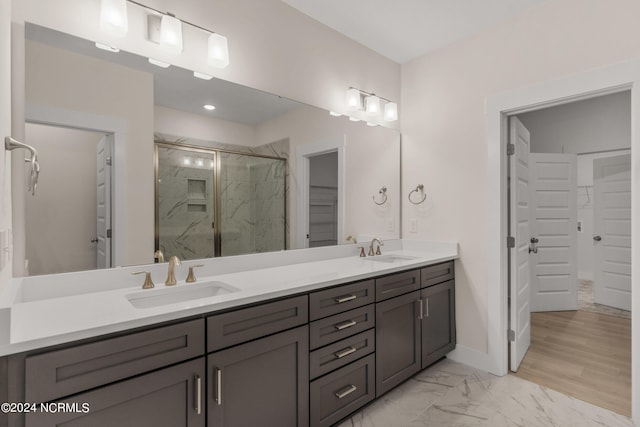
[212,221,215,229]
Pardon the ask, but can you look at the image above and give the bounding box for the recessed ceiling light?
[203,104,216,111]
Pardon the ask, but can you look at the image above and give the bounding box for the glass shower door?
[156,144,216,261]
[219,152,286,256]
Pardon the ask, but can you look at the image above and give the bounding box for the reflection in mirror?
[21,22,400,276]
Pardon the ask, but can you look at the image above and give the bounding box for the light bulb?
[346,88,361,111]
[365,95,381,117]
[384,102,398,121]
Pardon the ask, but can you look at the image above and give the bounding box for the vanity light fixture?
[345,87,398,122]
[365,95,381,116]
[100,0,231,70]
[366,122,378,127]
[159,14,183,53]
[203,104,216,111]
[349,117,361,122]
[208,33,230,69]
[346,88,362,111]
[100,0,128,37]
[384,102,398,122]
[329,111,342,117]
[148,58,171,68]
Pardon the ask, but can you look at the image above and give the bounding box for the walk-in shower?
[155,142,287,261]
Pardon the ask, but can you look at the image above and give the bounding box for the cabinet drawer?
[207,295,308,352]
[421,261,454,288]
[309,280,374,321]
[375,269,420,301]
[309,305,375,350]
[25,319,205,403]
[310,354,375,427]
[310,329,375,380]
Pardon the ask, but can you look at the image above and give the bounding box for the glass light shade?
[208,33,230,69]
[160,14,183,53]
[346,88,362,111]
[384,102,398,121]
[365,95,381,116]
[100,0,128,37]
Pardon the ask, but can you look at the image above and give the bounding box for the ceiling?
[282,0,550,63]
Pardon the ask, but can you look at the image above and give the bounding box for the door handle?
[593,235,602,242]
[214,368,222,406]
[194,375,202,415]
[529,237,539,254]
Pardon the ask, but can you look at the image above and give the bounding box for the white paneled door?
[593,154,631,311]
[509,117,532,372]
[529,153,578,312]
[96,135,112,269]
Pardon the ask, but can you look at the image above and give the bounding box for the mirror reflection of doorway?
[308,151,338,248]
[24,123,112,275]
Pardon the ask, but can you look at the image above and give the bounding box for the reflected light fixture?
[160,13,183,53]
[194,71,213,80]
[95,42,120,52]
[100,0,128,36]
[329,111,342,117]
[208,33,230,69]
[148,58,170,68]
[203,104,216,111]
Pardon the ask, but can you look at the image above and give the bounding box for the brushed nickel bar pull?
[417,299,424,320]
[195,375,202,415]
[426,297,430,318]
[335,384,357,399]
[335,320,357,330]
[335,346,357,359]
[335,294,357,304]
[215,368,222,406]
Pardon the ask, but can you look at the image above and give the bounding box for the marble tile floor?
[337,358,632,427]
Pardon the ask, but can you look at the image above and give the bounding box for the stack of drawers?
[308,280,376,427]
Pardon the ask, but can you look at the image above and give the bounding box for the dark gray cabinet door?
[375,290,421,397]
[25,358,206,427]
[207,325,309,427]
[421,280,456,368]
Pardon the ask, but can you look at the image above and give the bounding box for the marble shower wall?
[155,134,288,259]
[157,146,216,261]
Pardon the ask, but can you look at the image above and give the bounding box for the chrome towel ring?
[373,186,388,205]
[408,184,426,205]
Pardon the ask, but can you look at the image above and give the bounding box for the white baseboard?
[446,344,496,375]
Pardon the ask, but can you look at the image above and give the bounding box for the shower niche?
[155,139,287,261]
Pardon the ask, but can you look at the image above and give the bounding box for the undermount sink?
[365,255,419,263]
[126,281,239,309]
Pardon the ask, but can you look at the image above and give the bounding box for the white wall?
[519,91,631,154]
[0,0,12,289]
[25,40,154,267]
[401,0,640,355]
[24,123,102,275]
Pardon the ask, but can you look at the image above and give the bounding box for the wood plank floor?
[512,310,631,416]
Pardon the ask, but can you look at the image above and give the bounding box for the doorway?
[24,122,113,275]
[506,91,632,414]
[295,137,345,249]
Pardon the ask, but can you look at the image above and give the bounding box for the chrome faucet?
[165,256,181,286]
[154,249,165,263]
[368,237,384,256]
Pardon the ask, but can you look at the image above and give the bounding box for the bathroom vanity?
[0,240,457,426]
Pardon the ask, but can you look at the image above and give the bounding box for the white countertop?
[0,239,457,356]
